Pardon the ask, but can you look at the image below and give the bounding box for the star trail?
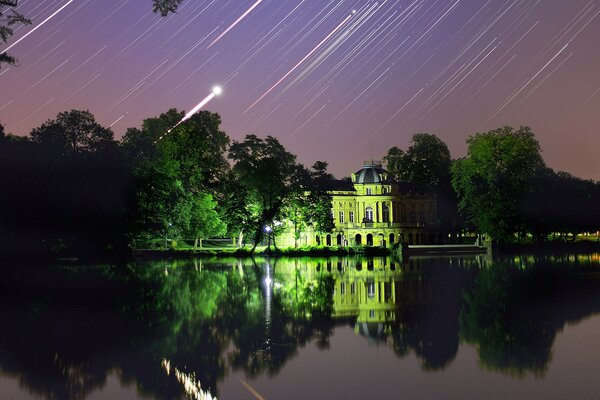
[1,0,600,179]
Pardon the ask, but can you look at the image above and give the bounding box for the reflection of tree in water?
[3,254,600,399]
[460,254,600,377]
[0,257,336,399]
[391,257,474,370]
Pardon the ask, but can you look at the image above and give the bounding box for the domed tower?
[352,161,390,185]
[351,161,392,196]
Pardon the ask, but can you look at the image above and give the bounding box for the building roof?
[353,161,390,184]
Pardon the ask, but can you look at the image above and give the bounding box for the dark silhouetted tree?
[30,110,115,155]
[0,1,31,67]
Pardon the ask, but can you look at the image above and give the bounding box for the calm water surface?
[2,253,600,399]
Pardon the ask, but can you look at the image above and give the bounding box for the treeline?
[2,109,599,257]
[384,127,600,244]
[0,109,335,257]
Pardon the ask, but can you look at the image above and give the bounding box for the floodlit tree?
[452,126,544,243]
[125,109,229,246]
[228,134,297,252]
[30,110,115,155]
[0,0,31,68]
[281,163,335,248]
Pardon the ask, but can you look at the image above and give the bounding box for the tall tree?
[0,1,31,68]
[30,110,115,155]
[281,163,335,248]
[384,133,460,234]
[125,109,229,246]
[451,126,544,243]
[384,133,451,187]
[228,135,297,252]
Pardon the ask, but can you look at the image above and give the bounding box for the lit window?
[349,211,354,223]
[367,281,375,298]
[339,211,344,223]
[369,310,375,318]
[366,187,372,195]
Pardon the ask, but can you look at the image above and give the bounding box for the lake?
[2,252,600,399]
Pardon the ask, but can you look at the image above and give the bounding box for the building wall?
[277,172,441,248]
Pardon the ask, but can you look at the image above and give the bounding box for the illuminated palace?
[279,161,441,247]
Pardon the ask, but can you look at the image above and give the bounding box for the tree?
[152,0,183,16]
[280,162,335,248]
[384,134,460,234]
[521,168,600,240]
[228,135,297,252]
[30,110,115,155]
[0,1,31,68]
[186,192,226,248]
[384,133,451,187]
[125,109,229,246]
[451,126,544,243]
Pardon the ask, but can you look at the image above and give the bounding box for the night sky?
[2,0,599,179]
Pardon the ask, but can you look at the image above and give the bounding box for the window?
[349,211,355,223]
[366,187,372,195]
[365,207,373,222]
[382,203,390,222]
[382,187,387,194]
[340,282,346,295]
[369,310,375,319]
[410,211,416,223]
[339,211,344,223]
[367,281,375,298]
[351,282,356,295]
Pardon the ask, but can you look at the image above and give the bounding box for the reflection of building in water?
[273,257,439,339]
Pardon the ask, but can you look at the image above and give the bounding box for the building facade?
[278,161,442,247]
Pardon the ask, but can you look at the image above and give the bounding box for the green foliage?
[452,126,544,243]
[126,109,229,245]
[0,1,31,68]
[228,134,298,250]
[281,162,335,248]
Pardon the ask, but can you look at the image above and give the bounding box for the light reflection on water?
[1,252,600,399]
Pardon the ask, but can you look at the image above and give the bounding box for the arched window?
[365,206,373,222]
[326,234,332,246]
[366,234,373,246]
[355,234,362,245]
[382,203,390,222]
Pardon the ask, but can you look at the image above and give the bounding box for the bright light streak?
[207,0,263,49]
[243,11,355,114]
[2,0,75,54]
[155,87,222,143]
[182,93,216,122]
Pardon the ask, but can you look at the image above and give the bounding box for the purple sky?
[1,0,600,179]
